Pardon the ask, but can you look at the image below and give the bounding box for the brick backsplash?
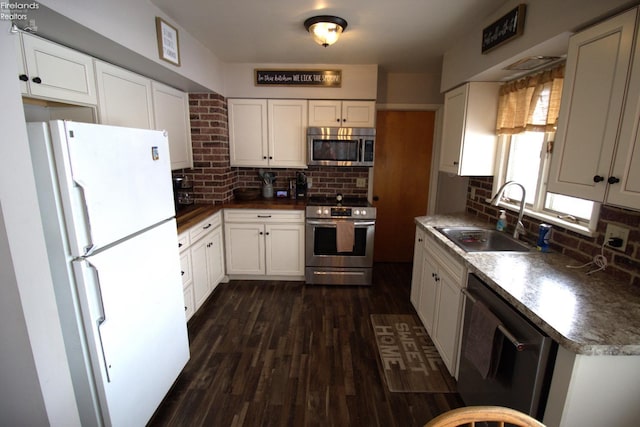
[466,177,640,288]
[235,166,369,199]
[172,93,369,204]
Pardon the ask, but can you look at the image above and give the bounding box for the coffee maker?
[172,176,193,211]
[295,172,307,199]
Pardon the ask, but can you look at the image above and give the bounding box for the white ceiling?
[150,0,509,74]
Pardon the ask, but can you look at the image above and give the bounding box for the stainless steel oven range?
[305,197,376,285]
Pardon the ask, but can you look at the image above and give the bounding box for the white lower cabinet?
[191,226,224,309]
[224,209,305,279]
[411,226,466,377]
[410,227,426,309]
[178,232,194,320]
[179,212,225,319]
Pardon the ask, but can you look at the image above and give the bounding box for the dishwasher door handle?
[462,288,526,351]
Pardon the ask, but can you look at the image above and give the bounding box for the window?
[494,64,598,234]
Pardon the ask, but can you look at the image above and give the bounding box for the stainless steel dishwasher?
[457,273,557,421]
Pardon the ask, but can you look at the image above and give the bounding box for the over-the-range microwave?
[307,127,375,167]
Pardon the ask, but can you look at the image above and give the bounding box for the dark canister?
[536,223,552,252]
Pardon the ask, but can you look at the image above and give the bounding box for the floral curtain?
[495,63,565,135]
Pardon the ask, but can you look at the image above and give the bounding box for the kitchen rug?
[370,314,457,393]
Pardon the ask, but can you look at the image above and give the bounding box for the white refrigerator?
[27,120,190,427]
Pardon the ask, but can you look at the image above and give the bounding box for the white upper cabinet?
[308,100,376,127]
[228,99,268,167]
[439,82,499,176]
[152,82,194,170]
[95,60,154,129]
[95,61,193,170]
[14,34,28,94]
[548,8,639,208]
[228,99,308,168]
[19,32,97,105]
[609,17,640,209]
[267,99,308,168]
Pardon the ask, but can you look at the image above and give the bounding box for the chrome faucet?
[486,181,527,239]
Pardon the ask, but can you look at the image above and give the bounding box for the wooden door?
[373,110,434,262]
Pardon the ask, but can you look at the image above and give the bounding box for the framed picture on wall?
[156,17,181,66]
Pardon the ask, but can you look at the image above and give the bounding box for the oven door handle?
[306,220,375,227]
[462,288,526,351]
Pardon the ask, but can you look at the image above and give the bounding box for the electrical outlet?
[470,188,476,200]
[356,177,366,188]
[307,178,312,189]
[604,224,629,252]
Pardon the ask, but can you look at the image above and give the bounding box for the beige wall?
[377,71,444,105]
[38,0,224,93]
[441,0,635,91]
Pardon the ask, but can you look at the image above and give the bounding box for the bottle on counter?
[496,210,507,231]
[537,224,552,252]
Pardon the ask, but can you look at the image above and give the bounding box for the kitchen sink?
[435,227,530,252]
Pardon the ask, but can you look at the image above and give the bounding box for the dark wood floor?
[148,263,464,427]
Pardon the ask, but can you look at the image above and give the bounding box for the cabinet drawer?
[425,234,465,282]
[177,232,190,253]
[189,212,222,242]
[224,209,304,223]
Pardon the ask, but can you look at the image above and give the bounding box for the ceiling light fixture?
[304,15,348,47]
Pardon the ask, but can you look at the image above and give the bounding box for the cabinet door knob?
[593,175,604,183]
[31,76,42,84]
[18,74,29,82]
[336,118,341,122]
[608,176,620,184]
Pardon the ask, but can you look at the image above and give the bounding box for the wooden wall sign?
[255,69,342,87]
[481,4,526,54]
[156,17,181,66]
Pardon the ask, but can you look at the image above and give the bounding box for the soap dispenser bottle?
[496,210,507,231]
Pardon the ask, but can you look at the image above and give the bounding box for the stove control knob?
[323,208,330,215]
[361,209,367,216]
[316,208,323,215]
[354,209,360,216]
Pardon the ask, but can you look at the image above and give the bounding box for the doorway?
[372,110,435,262]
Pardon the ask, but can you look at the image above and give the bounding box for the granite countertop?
[415,213,640,356]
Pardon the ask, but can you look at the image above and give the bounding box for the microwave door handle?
[358,139,364,162]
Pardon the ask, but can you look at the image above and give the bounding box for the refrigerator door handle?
[77,259,112,383]
[91,264,112,383]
